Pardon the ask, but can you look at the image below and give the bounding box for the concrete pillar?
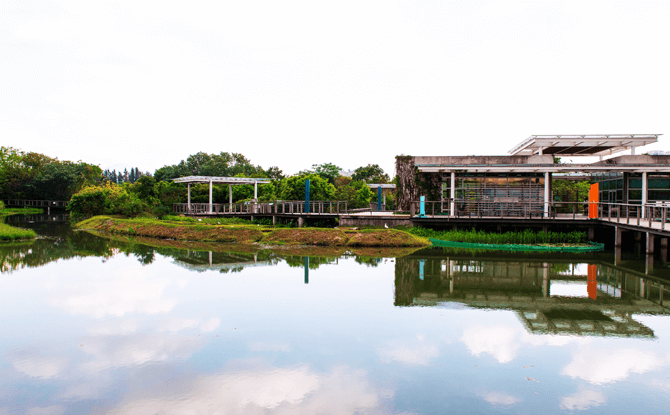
[646,232,655,255]
[272,215,276,226]
[642,172,648,218]
[209,179,213,214]
[450,172,456,217]
[229,184,233,205]
[298,217,304,228]
[544,172,550,217]
[209,251,212,267]
[542,263,549,297]
[187,183,191,210]
[631,146,636,155]
[538,147,543,155]
[254,181,258,199]
[588,226,595,241]
[615,226,622,263]
[542,226,548,233]
[661,238,668,265]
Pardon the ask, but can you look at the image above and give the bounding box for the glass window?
[649,190,670,201]
[616,179,623,189]
[649,177,670,189]
[601,181,610,190]
[629,190,642,200]
[629,178,642,189]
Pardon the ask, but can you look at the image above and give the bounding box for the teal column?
[304,257,309,284]
[419,196,426,217]
[377,186,382,211]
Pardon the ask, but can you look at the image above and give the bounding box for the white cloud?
[482,391,521,406]
[560,390,607,411]
[27,406,64,415]
[200,318,220,332]
[88,319,138,336]
[378,334,439,366]
[562,348,668,384]
[50,267,177,318]
[6,351,69,379]
[159,318,199,332]
[460,325,520,363]
[110,365,389,415]
[249,342,291,352]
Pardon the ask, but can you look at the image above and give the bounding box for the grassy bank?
[75,216,431,247]
[407,227,587,245]
[0,223,37,242]
[0,207,44,216]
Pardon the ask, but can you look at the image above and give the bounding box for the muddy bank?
[75,216,431,247]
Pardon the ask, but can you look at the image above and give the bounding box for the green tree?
[352,164,390,183]
[279,174,336,201]
[312,163,341,183]
[335,180,373,208]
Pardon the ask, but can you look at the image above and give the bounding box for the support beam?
[187,183,191,210]
[642,172,648,218]
[646,232,655,255]
[254,182,258,199]
[544,172,550,217]
[229,184,233,205]
[662,238,668,265]
[450,172,456,217]
[631,146,636,155]
[298,217,304,228]
[588,226,595,241]
[209,179,213,214]
[615,226,622,263]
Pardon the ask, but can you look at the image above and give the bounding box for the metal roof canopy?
[172,176,271,185]
[509,134,660,156]
[366,183,396,189]
[417,164,670,173]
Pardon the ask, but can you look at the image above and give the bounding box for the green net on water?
[429,238,605,252]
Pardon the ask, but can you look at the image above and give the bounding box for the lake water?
[1,215,670,414]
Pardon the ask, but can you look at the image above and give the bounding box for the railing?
[599,201,670,230]
[173,201,347,215]
[2,199,69,208]
[410,199,554,219]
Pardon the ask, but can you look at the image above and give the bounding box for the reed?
[407,227,587,245]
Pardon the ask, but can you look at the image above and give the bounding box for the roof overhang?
[172,176,271,185]
[417,165,670,174]
[366,183,396,189]
[509,134,660,156]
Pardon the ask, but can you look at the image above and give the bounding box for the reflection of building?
[173,251,275,272]
[395,255,669,338]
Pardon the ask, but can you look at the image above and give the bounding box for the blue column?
[377,186,382,211]
[419,196,426,217]
[419,259,425,280]
[305,179,310,213]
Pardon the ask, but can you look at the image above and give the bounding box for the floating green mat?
[429,238,605,252]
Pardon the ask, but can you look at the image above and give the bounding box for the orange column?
[589,183,599,219]
[587,264,598,300]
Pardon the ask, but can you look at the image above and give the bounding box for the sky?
[2,0,669,176]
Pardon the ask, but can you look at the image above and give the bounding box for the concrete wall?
[592,155,670,165]
[339,216,412,228]
[412,155,554,166]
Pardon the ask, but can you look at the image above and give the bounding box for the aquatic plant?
[407,227,587,245]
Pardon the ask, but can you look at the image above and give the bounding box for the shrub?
[0,200,4,211]
[68,182,146,218]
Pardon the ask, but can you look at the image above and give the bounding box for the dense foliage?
[0,146,102,201]
[0,222,36,241]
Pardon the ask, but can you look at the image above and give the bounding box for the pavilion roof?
[172,176,271,185]
[509,134,660,156]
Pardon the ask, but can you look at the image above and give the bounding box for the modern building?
[396,134,667,217]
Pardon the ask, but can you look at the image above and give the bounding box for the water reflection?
[3,216,670,414]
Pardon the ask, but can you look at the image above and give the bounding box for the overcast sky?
[2,0,669,176]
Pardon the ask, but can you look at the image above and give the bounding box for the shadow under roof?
[509,134,660,156]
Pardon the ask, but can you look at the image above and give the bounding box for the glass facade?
[590,173,670,205]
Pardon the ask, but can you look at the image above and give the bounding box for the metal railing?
[173,201,347,215]
[2,199,69,208]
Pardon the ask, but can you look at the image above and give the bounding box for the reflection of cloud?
[5,351,68,379]
[562,348,668,384]
[200,318,220,332]
[560,390,607,411]
[461,325,587,363]
[79,334,204,373]
[27,406,64,415]
[88,319,137,336]
[159,318,199,332]
[461,325,519,363]
[50,268,177,318]
[482,391,521,406]
[249,341,291,352]
[378,335,438,365]
[111,365,389,414]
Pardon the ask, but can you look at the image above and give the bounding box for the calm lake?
[2,215,670,414]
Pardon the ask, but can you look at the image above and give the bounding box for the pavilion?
[172,176,271,213]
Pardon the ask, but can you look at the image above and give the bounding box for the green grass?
[0,207,44,216]
[0,222,37,241]
[407,227,587,245]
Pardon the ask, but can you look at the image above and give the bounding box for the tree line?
[1,146,394,217]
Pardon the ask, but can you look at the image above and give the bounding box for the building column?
[254,181,258,199]
[229,184,233,205]
[544,172,550,217]
[209,179,213,214]
[642,172,648,218]
[450,172,456,217]
[615,226,622,263]
[187,183,191,210]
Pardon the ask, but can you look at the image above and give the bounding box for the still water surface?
[1,215,670,414]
